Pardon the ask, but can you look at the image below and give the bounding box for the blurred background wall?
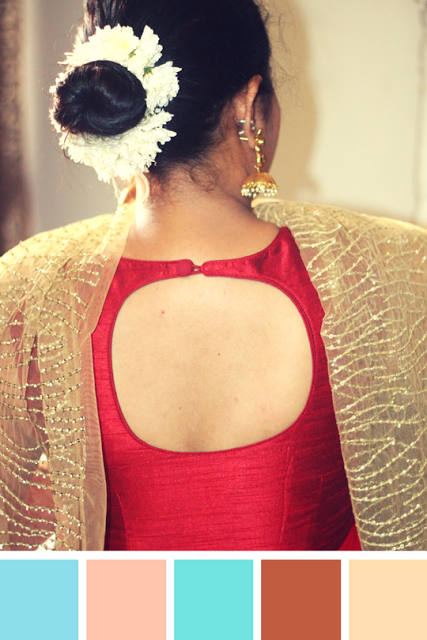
[0,0,29,253]
[20,0,427,236]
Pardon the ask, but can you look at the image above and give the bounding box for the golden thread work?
[0,198,426,549]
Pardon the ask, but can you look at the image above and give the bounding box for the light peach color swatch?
[87,560,166,640]
[350,560,427,640]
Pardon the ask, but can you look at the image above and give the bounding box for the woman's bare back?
[112,264,313,452]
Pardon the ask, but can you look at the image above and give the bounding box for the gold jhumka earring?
[241,128,278,199]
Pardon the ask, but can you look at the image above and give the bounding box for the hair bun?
[52,60,147,137]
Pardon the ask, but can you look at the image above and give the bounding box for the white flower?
[58,110,177,183]
[144,62,181,112]
[65,25,141,69]
[50,24,181,183]
[134,25,163,69]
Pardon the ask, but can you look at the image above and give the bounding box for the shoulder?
[254,200,427,291]
[254,199,427,242]
[254,200,427,270]
[0,214,116,328]
[0,214,115,278]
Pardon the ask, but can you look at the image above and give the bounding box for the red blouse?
[92,227,360,550]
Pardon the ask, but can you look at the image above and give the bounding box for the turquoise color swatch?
[174,560,253,640]
[0,560,78,640]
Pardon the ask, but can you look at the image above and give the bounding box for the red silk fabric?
[92,227,360,550]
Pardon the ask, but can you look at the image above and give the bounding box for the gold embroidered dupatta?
[0,203,134,550]
[0,199,426,550]
[256,201,427,550]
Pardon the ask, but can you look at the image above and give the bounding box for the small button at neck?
[176,260,203,277]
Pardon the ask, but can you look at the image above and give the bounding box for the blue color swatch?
[0,560,78,640]
[174,559,253,640]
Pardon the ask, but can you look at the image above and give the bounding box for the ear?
[233,75,263,149]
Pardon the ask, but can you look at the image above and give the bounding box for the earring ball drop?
[241,129,278,199]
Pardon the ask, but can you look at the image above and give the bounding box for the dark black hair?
[52,0,274,179]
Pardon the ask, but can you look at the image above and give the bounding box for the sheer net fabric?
[0,199,426,550]
[0,206,134,549]
[256,202,427,550]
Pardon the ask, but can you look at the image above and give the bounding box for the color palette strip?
[1,557,426,639]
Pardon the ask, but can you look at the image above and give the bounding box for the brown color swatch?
[262,559,341,640]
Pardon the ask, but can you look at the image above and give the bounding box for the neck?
[123,171,267,260]
[122,145,279,262]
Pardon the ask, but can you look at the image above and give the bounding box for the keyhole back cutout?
[111,268,314,453]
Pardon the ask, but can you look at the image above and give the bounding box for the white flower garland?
[50,25,181,183]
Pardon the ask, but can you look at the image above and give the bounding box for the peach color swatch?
[87,559,166,640]
[350,560,427,640]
